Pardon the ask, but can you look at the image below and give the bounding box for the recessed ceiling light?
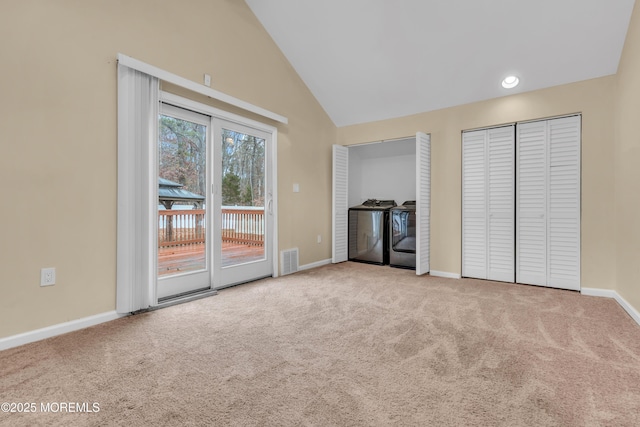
[502,75,520,89]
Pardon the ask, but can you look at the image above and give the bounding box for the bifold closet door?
[516,121,548,286]
[487,126,516,282]
[516,116,581,290]
[547,117,581,290]
[332,144,349,263]
[462,130,487,279]
[416,132,431,275]
[462,126,515,282]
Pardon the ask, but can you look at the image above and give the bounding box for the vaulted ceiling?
[245,0,636,127]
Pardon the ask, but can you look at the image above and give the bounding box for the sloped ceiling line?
[246,0,635,127]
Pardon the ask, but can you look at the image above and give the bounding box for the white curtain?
[116,63,159,313]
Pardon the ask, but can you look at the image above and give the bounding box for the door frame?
[331,132,430,275]
[157,91,279,301]
[213,117,274,289]
[156,103,213,299]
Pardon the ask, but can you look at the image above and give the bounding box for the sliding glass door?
[214,119,273,288]
[156,104,211,300]
[155,97,275,300]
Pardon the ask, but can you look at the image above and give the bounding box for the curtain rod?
[348,135,417,147]
[117,53,288,125]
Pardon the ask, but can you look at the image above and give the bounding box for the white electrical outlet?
[41,268,56,287]
[204,73,211,87]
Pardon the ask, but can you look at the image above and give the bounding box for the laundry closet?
[332,132,431,275]
[347,138,416,207]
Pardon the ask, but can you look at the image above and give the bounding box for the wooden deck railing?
[158,207,264,248]
[221,208,264,247]
[158,209,206,247]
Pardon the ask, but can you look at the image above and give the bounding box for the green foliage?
[222,130,265,207]
[222,173,242,206]
[241,182,253,206]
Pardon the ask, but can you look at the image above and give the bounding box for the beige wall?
[0,0,336,338]
[338,77,617,291]
[615,1,640,312]
[2,0,637,341]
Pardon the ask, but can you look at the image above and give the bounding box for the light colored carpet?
[1,262,639,426]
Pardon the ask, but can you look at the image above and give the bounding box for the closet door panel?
[487,126,515,282]
[332,145,349,263]
[462,130,487,279]
[516,122,547,286]
[416,132,431,275]
[547,116,581,290]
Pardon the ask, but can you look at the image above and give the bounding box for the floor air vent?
[280,248,299,276]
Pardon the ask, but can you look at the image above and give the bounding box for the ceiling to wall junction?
[246,0,636,127]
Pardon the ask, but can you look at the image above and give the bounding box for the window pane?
[158,114,207,277]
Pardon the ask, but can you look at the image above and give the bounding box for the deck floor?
[158,242,265,276]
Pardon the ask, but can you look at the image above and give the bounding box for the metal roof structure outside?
[159,177,205,208]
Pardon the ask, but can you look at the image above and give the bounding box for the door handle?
[268,199,273,215]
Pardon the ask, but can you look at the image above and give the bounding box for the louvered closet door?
[547,116,581,290]
[487,126,515,282]
[516,121,548,286]
[462,130,488,279]
[416,132,431,275]
[516,116,581,290]
[463,126,515,281]
[332,145,349,263]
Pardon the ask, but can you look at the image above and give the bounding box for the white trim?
[430,270,461,279]
[118,53,288,124]
[581,288,640,326]
[299,258,332,271]
[462,123,516,134]
[156,103,211,300]
[161,92,278,134]
[517,113,581,126]
[3,286,635,353]
[160,91,279,283]
[462,114,581,134]
[580,288,617,299]
[343,136,415,148]
[611,295,640,325]
[271,130,279,278]
[0,311,127,352]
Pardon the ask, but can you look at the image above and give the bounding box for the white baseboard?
[581,288,640,327]
[4,284,635,354]
[299,258,332,272]
[0,311,128,352]
[580,288,616,299]
[429,270,461,279]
